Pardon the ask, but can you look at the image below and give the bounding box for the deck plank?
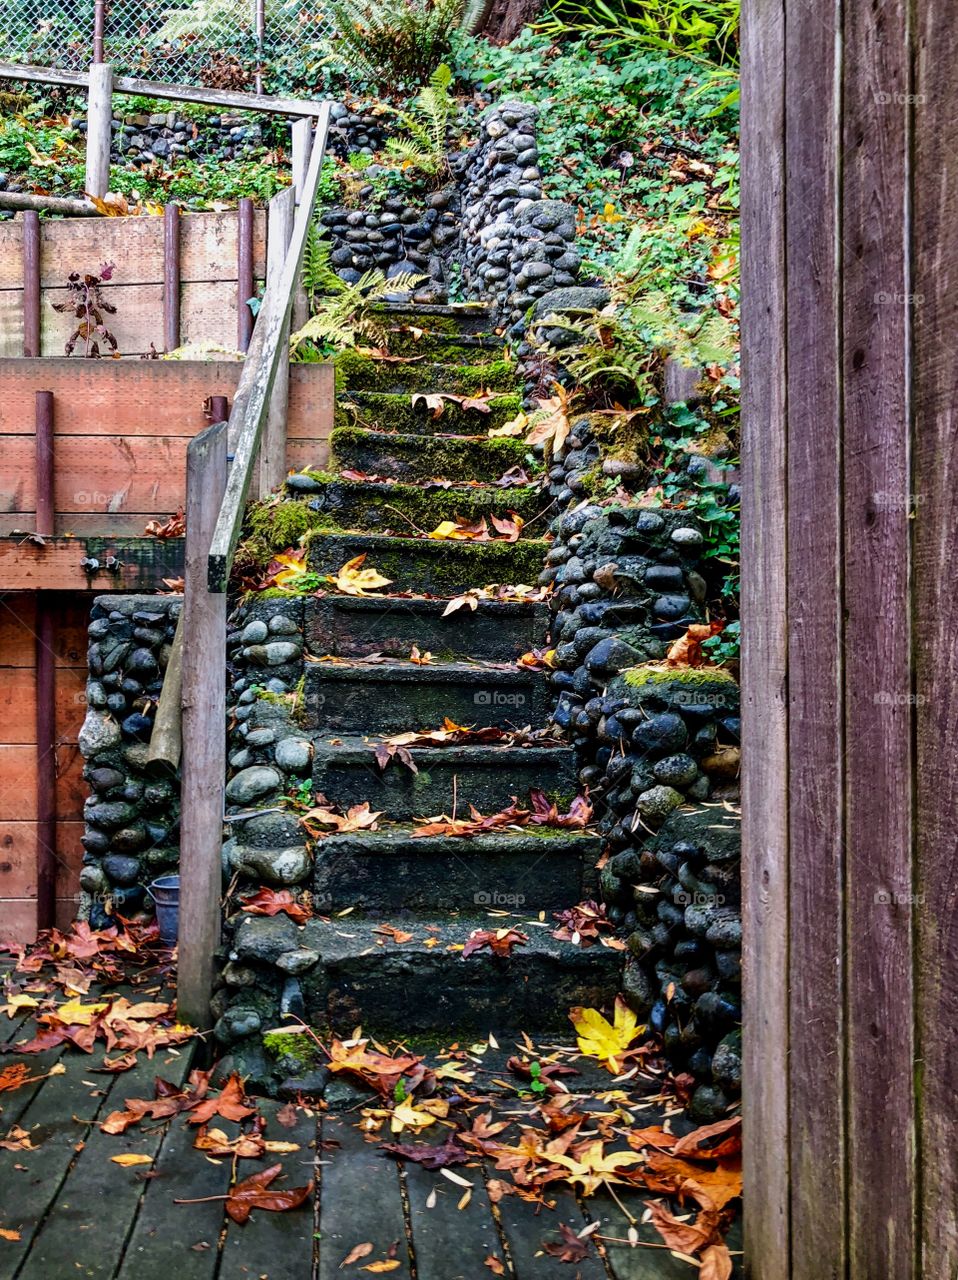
[317,1115,410,1280]
[16,1049,194,1280]
[218,1099,318,1280]
[115,1110,235,1280]
[0,1046,129,1275]
[493,1181,607,1279]
[402,1142,505,1280]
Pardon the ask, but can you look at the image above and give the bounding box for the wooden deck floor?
[0,987,742,1279]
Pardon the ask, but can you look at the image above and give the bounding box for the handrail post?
[177,420,228,1029]
[22,210,41,357]
[259,186,296,497]
[85,62,113,200]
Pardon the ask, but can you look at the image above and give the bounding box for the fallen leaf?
[110,1153,153,1166]
[222,1163,313,1224]
[328,554,392,597]
[339,1241,373,1266]
[570,998,645,1072]
[542,1222,590,1263]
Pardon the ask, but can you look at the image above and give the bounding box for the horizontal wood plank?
[0,897,37,944]
[0,537,184,591]
[0,209,266,291]
[0,358,333,439]
[0,666,86,743]
[0,280,262,359]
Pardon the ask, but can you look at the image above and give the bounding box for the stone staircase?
[225,303,620,1042]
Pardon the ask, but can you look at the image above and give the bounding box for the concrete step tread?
[305,530,549,597]
[311,733,570,765]
[313,824,600,855]
[301,913,615,963]
[330,425,534,484]
[307,657,541,680]
[336,391,522,437]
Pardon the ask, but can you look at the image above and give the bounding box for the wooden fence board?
[0,745,38,819]
[0,209,267,291]
[739,0,790,1273]
[0,899,37,943]
[913,0,958,1270]
[783,1,846,1275]
[0,537,185,591]
[841,2,916,1273]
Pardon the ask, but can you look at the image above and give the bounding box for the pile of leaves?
[411,789,592,839]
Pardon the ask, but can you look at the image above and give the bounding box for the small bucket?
[147,874,180,946]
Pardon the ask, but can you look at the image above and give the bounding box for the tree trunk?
[474,0,547,43]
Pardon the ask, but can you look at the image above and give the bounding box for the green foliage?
[702,619,739,666]
[451,30,738,295]
[157,0,252,43]
[541,0,740,70]
[324,0,467,87]
[290,225,425,358]
[385,64,455,181]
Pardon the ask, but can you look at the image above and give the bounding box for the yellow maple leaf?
[525,386,571,457]
[110,1153,153,1166]
[570,997,645,1072]
[329,554,392,597]
[1,994,38,1018]
[388,1097,449,1133]
[271,552,310,589]
[55,998,108,1026]
[550,1139,643,1195]
[488,412,527,438]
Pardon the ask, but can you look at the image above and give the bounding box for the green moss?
[335,349,518,394]
[329,424,535,483]
[262,1029,319,1067]
[335,392,523,437]
[245,498,340,558]
[300,475,549,532]
[623,664,738,688]
[382,332,505,360]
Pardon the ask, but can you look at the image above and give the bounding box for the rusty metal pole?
[22,210,41,357]
[163,202,181,351]
[93,0,106,64]
[237,197,255,352]
[34,391,56,932]
[255,0,266,95]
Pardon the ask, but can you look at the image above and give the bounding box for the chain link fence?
[0,0,336,93]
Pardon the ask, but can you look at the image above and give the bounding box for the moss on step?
[245,497,340,557]
[305,530,549,596]
[299,475,549,533]
[383,331,505,360]
[623,664,739,688]
[335,349,518,394]
[262,1029,320,1068]
[330,424,535,483]
[335,392,523,437]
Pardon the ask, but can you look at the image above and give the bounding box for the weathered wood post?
[177,420,228,1029]
[259,185,296,497]
[22,210,41,357]
[84,63,113,200]
[741,0,958,1275]
[237,197,256,352]
[163,203,181,352]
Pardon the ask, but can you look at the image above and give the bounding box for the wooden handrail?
[206,100,331,592]
[0,60,328,117]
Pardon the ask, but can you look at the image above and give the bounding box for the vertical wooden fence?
[741,0,958,1276]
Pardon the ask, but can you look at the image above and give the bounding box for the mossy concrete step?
[311,736,576,821]
[336,391,522,436]
[306,531,548,596]
[330,426,534,483]
[286,474,550,535]
[383,329,505,359]
[371,300,494,335]
[298,915,621,1034]
[336,349,517,394]
[304,594,549,660]
[302,660,549,733]
[312,825,599,913]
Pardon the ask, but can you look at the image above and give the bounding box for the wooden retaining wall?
[741,0,958,1274]
[0,357,334,538]
[0,209,267,358]
[0,595,88,942]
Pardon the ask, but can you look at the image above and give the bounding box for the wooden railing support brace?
[177,420,228,1028]
[259,186,296,497]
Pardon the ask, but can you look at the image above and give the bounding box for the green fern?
[157,0,251,43]
[324,0,466,86]
[291,229,425,358]
[384,64,455,183]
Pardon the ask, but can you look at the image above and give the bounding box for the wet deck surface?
[0,973,742,1280]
